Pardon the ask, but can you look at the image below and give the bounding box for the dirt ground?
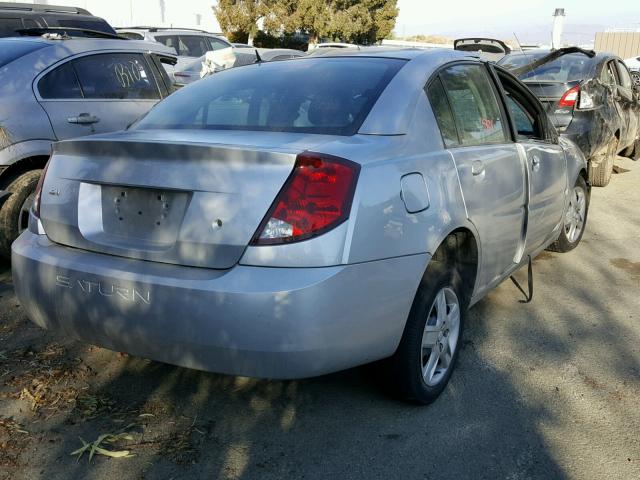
[0,157,638,480]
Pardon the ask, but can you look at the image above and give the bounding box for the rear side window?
[439,64,508,146]
[73,53,160,100]
[0,39,48,67]
[134,57,405,136]
[39,53,160,100]
[39,62,82,99]
[426,78,459,148]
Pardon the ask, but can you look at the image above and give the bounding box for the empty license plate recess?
[100,185,189,245]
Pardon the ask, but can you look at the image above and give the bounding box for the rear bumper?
[12,231,428,379]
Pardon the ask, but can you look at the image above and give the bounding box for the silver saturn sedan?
[12,49,590,404]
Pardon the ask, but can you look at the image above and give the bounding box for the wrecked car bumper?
[12,230,426,379]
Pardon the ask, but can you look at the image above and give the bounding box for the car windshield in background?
[134,57,406,136]
[0,40,48,68]
[155,35,213,57]
[499,53,593,82]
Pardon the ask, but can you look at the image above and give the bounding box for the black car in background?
[499,47,640,186]
[0,2,116,37]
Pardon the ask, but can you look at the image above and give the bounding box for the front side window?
[439,63,508,146]
[426,77,459,148]
[601,61,618,86]
[134,57,405,136]
[73,53,160,100]
[208,38,230,51]
[505,96,535,139]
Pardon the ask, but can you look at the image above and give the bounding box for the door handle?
[67,113,100,125]
[471,160,485,176]
[531,155,541,172]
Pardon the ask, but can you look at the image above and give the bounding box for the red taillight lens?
[558,85,580,107]
[251,152,360,245]
[32,159,51,219]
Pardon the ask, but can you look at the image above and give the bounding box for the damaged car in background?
[13,49,590,404]
[0,34,176,259]
[499,47,640,186]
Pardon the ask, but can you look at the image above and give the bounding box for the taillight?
[251,152,360,245]
[32,159,51,219]
[558,85,580,108]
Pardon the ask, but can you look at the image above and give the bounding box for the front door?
[428,63,528,290]
[615,60,640,150]
[37,52,163,141]
[495,68,567,253]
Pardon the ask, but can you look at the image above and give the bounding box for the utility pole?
[552,8,566,49]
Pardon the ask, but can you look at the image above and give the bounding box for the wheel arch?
[425,226,480,305]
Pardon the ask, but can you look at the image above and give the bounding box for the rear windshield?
[154,35,211,57]
[0,40,47,68]
[134,57,406,136]
[499,53,593,82]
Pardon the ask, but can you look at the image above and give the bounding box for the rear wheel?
[0,170,42,260]
[588,137,617,187]
[547,175,589,253]
[383,261,466,405]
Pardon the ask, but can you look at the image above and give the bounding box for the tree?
[213,0,264,43]
[330,0,398,44]
[215,0,399,47]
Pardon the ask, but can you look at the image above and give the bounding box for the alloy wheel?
[564,185,587,243]
[421,287,461,386]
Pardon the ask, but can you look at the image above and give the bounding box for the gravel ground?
[0,157,638,480]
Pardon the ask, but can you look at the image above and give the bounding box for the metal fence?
[594,32,640,59]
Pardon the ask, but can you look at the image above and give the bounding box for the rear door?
[428,62,527,290]
[37,52,163,140]
[614,60,639,150]
[495,68,567,252]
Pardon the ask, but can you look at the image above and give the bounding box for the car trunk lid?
[39,131,337,269]
[523,80,581,129]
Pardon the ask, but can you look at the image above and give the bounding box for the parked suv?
[0,2,115,36]
[13,49,589,404]
[499,47,640,186]
[115,27,235,74]
[0,36,176,258]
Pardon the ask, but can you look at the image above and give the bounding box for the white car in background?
[116,27,235,79]
[625,56,640,85]
[174,48,304,87]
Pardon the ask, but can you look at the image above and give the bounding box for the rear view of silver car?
[12,50,589,404]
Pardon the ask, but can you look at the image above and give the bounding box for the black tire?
[588,137,617,187]
[630,138,640,161]
[547,175,589,253]
[381,260,467,405]
[0,169,42,260]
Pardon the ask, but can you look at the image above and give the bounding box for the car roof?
[307,47,472,62]
[117,28,218,36]
[0,35,176,56]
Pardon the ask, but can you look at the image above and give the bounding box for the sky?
[395,0,640,45]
